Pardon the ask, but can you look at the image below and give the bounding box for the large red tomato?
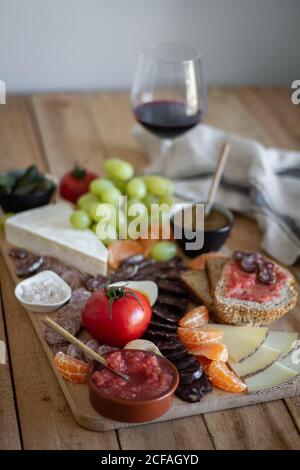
[59,163,97,203]
[82,286,152,347]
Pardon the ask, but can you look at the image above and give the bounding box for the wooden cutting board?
[1,240,300,432]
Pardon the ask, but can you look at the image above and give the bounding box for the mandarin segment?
[188,343,228,362]
[54,351,89,384]
[178,325,224,346]
[206,360,246,393]
[179,306,209,328]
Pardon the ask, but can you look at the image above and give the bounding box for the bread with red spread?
[208,256,297,326]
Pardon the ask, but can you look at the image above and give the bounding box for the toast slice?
[212,259,298,326]
[206,257,227,294]
[180,269,213,308]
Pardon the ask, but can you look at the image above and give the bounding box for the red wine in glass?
[134,100,203,139]
[131,43,206,176]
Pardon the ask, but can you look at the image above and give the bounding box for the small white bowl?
[15,270,72,313]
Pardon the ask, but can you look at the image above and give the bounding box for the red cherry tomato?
[82,287,152,347]
[59,164,97,203]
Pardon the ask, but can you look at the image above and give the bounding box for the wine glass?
[131,43,206,177]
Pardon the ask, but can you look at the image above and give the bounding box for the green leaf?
[0,174,16,194]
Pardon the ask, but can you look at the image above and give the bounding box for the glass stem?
[160,139,173,177]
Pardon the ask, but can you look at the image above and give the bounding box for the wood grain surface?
[0,87,299,449]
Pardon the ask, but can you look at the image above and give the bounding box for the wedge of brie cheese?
[5,202,108,275]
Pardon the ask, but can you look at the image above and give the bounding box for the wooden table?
[0,87,300,450]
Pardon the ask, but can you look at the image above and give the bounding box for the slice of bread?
[206,257,227,294]
[180,269,213,308]
[211,259,298,326]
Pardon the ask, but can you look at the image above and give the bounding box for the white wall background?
[0,0,299,93]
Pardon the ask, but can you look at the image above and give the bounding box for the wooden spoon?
[205,141,231,217]
[42,316,129,381]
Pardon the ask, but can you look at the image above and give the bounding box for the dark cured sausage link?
[179,366,203,386]
[152,303,181,321]
[151,312,178,325]
[110,264,139,282]
[120,254,146,267]
[172,354,198,370]
[176,374,212,403]
[156,280,186,295]
[149,320,178,332]
[157,294,188,311]
[154,339,186,353]
[163,348,189,362]
[144,329,178,341]
[155,272,182,281]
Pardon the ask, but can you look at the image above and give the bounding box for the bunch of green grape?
[70,158,176,249]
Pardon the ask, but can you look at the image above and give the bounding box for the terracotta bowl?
[88,349,179,423]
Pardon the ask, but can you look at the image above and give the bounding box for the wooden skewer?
[205,141,231,217]
[42,316,129,381]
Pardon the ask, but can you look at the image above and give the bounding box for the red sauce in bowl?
[225,261,288,303]
[91,350,175,401]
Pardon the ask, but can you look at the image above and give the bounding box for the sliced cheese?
[211,324,268,362]
[5,202,108,275]
[280,351,300,374]
[264,331,298,358]
[245,362,297,393]
[228,345,281,378]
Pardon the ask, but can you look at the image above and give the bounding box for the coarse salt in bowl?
[15,270,72,313]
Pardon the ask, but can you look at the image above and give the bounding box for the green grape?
[126,201,148,220]
[77,192,99,210]
[101,186,123,208]
[150,241,177,262]
[89,202,102,222]
[146,176,174,197]
[127,202,148,240]
[126,177,147,199]
[95,222,117,246]
[105,158,134,181]
[143,193,159,212]
[89,202,117,225]
[116,210,127,238]
[111,178,127,193]
[70,210,91,230]
[89,178,114,196]
[0,212,14,231]
[159,194,175,208]
[90,223,98,233]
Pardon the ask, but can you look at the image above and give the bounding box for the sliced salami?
[83,274,108,292]
[70,288,91,304]
[8,248,28,259]
[38,256,70,276]
[61,269,82,291]
[52,342,70,356]
[16,255,44,278]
